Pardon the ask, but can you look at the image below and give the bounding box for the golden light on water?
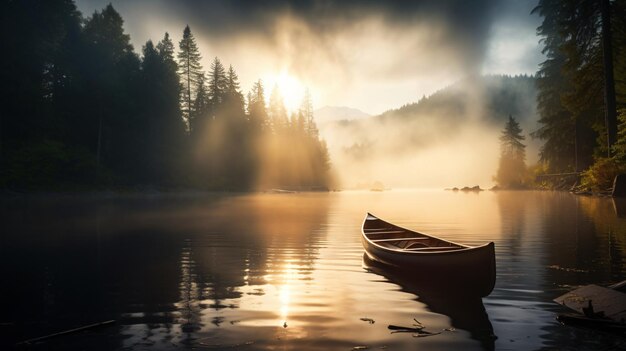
[278,262,297,326]
[279,284,290,324]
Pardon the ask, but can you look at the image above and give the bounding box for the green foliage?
[0,140,103,189]
[580,157,626,192]
[613,109,626,160]
[533,0,626,183]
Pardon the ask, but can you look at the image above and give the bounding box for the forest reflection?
[155,194,330,347]
[2,191,626,350]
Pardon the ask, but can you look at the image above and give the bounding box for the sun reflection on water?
[279,284,291,325]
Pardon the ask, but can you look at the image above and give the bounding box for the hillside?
[319,75,539,188]
[314,106,371,124]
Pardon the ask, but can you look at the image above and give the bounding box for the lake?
[1,190,626,350]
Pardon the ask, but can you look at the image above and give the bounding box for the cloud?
[75,0,541,114]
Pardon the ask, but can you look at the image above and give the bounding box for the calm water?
[1,190,626,350]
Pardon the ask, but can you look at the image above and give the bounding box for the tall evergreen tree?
[81,4,141,176]
[299,89,318,138]
[177,25,203,130]
[137,38,186,182]
[269,85,288,134]
[224,65,245,111]
[248,80,269,132]
[496,115,527,188]
[533,0,626,180]
[218,65,250,188]
[0,0,84,186]
[190,74,209,136]
[207,57,227,108]
[157,33,175,61]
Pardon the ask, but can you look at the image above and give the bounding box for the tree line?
[531,0,626,190]
[0,1,331,190]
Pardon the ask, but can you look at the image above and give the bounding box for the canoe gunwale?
[361,212,497,297]
[362,212,494,256]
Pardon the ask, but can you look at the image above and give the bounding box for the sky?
[75,0,543,115]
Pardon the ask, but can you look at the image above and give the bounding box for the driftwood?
[16,320,116,346]
[388,319,444,337]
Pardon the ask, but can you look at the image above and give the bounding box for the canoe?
[361,213,496,297]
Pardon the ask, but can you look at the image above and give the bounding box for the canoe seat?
[364,227,392,231]
[371,237,429,242]
[404,246,461,251]
[365,230,405,235]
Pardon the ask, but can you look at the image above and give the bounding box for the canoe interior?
[363,213,465,252]
[361,213,497,297]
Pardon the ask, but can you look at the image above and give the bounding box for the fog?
[76,0,542,114]
[318,76,540,189]
[324,121,501,189]
[73,0,543,189]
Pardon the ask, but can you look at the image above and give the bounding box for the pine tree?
[190,74,209,135]
[224,65,244,111]
[207,57,227,108]
[533,0,625,175]
[157,32,177,72]
[248,80,269,131]
[299,89,318,138]
[82,4,140,175]
[495,115,527,188]
[177,25,203,130]
[269,85,288,134]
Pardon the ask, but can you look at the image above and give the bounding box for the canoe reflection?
[363,254,496,350]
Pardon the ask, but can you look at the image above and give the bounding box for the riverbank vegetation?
[531,0,626,192]
[0,1,332,191]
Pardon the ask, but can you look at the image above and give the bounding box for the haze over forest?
[1,0,625,191]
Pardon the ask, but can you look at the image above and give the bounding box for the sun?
[263,70,306,113]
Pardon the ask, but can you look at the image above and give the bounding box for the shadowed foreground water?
[1,190,626,350]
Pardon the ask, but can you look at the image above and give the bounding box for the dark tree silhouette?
[208,57,227,109]
[81,4,141,178]
[533,0,626,182]
[248,80,270,132]
[177,25,203,130]
[137,38,187,183]
[0,2,333,191]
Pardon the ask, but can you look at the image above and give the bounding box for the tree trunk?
[601,0,617,156]
[96,110,102,179]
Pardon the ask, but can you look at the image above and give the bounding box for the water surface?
[1,190,626,350]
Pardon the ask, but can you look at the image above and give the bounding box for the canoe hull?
[361,214,496,297]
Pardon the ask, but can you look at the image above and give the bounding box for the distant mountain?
[314,106,370,124]
[377,74,537,130]
[318,75,540,188]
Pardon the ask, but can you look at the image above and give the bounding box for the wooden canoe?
[361,213,496,297]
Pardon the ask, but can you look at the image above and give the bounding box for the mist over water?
[2,191,625,350]
[319,75,539,189]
